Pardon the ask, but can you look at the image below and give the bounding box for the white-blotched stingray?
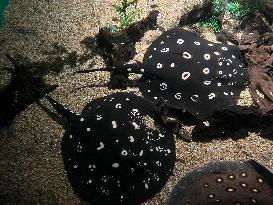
[79,27,249,120]
[166,160,273,205]
[42,92,175,205]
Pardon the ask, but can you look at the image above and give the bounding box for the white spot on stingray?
[228,59,233,63]
[183,52,191,59]
[219,62,223,66]
[194,41,200,45]
[112,163,119,168]
[203,68,210,74]
[112,121,117,128]
[233,69,237,74]
[160,83,168,90]
[204,81,211,85]
[214,52,220,55]
[80,118,84,122]
[153,48,157,50]
[219,71,223,74]
[97,142,104,150]
[170,63,175,67]
[139,150,144,156]
[177,39,184,44]
[129,136,134,142]
[160,41,164,44]
[161,48,169,52]
[182,72,190,80]
[191,95,199,102]
[224,92,229,95]
[87,128,91,132]
[97,115,102,120]
[149,55,153,58]
[156,161,162,167]
[175,93,182,99]
[115,103,121,109]
[132,122,140,130]
[230,92,234,95]
[208,43,214,46]
[204,54,210,60]
[157,63,162,69]
[131,109,139,116]
[222,46,228,50]
[218,83,222,86]
[145,183,149,189]
[232,55,236,58]
[69,135,73,139]
[208,93,216,99]
[147,90,151,93]
[121,150,128,156]
[141,69,144,73]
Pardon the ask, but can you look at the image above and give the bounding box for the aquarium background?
[0,0,273,204]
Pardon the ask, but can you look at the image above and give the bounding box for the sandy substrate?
[0,0,273,204]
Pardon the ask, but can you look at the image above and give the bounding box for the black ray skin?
[139,27,249,119]
[166,160,273,205]
[43,92,175,205]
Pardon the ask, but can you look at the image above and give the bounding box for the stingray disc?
[166,160,273,205]
[139,28,249,119]
[47,92,175,205]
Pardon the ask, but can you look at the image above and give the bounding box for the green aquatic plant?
[200,0,223,32]
[200,16,221,32]
[200,0,267,32]
[212,0,224,15]
[113,0,138,28]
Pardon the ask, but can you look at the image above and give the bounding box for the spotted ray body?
[166,160,273,205]
[82,28,249,120]
[138,27,249,119]
[43,92,175,205]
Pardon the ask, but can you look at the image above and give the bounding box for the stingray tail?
[32,86,80,124]
[5,53,21,69]
[76,63,144,74]
[43,94,80,123]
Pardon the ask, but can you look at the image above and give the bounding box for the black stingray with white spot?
[138,28,249,119]
[166,160,273,205]
[82,28,249,120]
[43,92,175,205]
